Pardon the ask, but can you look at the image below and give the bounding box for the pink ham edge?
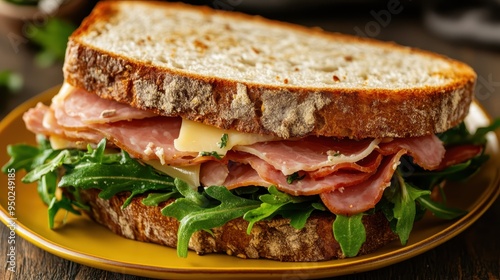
[438,144,483,170]
[234,137,379,175]
[91,117,200,165]
[225,152,375,196]
[309,152,383,179]
[24,103,103,143]
[320,149,407,216]
[222,163,273,190]
[47,86,203,165]
[59,86,157,125]
[378,135,445,170]
[200,160,229,186]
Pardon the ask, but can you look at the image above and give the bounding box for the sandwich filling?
[7,83,497,258]
[24,83,479,216]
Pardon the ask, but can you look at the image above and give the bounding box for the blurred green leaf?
[3,0,39,6]
[0,70,23,93]
[27,17,76,67]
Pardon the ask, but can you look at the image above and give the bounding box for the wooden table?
[1,3,499,280]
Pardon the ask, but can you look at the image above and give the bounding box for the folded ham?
[23,85,481,216]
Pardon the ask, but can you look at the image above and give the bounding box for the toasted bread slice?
[78,189,397,261]
[63,1,476,139]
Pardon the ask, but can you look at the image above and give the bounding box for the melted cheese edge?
[174,118,278,155]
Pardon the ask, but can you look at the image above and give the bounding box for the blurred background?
[1,0,499,119]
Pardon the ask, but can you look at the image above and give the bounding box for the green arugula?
[162,179,261,257]
[286,172,306,184]
[333,214,366,257]
[416,195,466,220]
[243,185,319,232]
[217,133,229,148]
[438,119,500,146]
[199,151,222,159]
[142,191,180,207]
[389,172,430,245]
[3,138,177,228]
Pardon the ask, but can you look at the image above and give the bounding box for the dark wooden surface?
[1,3,499,280]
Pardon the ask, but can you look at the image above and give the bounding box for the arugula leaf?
[439,119,500,146]
[199,151,222,159]
[217,133,229,148]
[172,178,209,207]
[416,195,467,219]
[243,186,311,233]
[2,144,40,172]
[389,173,430,245]
[23,150,71,183]
[37,171,58,205]
[279,202,326,229]
[48,196,81,229]
[333,214,366,257]
[162,183,260,257]
[142,191,180,207]
[469,119,500,145]
[286,172,306,184]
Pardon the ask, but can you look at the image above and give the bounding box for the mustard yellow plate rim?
[1,86,499,279]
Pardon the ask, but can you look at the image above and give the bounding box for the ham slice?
[200,161,229,187]
[57,85,157,124]
[309,152,383,179]
[24,103,102,143]
[200,160,272,189]
[92,117,205,165]
[378,135,445,170]
[320,150,406,215]
[438,144,483,170]
[235,137,381,175]
[225,152,375,196]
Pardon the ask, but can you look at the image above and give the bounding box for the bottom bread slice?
[78,189,398,262]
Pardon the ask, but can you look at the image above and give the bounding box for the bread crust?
[63,1,476,139]
[78,189,398,262]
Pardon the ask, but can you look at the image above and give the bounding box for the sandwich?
[3,1,499,262]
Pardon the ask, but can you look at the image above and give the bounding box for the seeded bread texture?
[79,189,398,262]
[63,1,476,139]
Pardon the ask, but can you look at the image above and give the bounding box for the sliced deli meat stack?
[235,137,381,175]
[22,83,479,217]
[321,150,407,215]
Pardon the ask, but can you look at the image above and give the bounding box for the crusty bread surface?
[79,189,398,262]
[63,1,476,139]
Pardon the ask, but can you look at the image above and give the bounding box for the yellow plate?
[1,86,499,279]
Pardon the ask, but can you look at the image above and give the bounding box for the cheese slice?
[145,160,200,188]
[174,119,278,155]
